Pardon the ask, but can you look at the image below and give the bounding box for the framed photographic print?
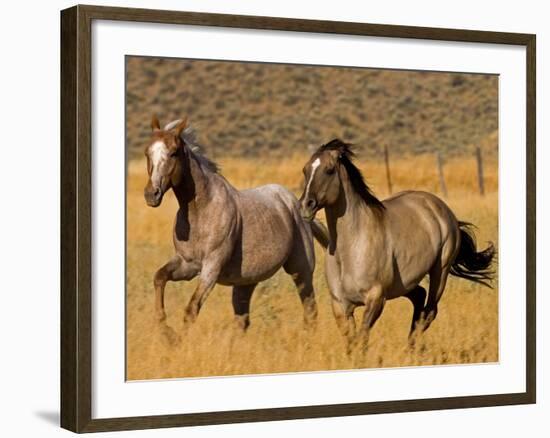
[60,4,536,433]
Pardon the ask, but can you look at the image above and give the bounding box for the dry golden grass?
[126,153,498,380]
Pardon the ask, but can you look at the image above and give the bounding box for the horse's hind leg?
[404,285,427,337]
[289,269,317,327]
[423,228,459,332]
[424,262,452,332]
[232,284,257,331]
[283,261,318,328]
[283,231,318,328]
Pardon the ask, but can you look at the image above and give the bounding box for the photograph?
[125,56,499,381]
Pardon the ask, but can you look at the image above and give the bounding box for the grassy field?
[126,151,498,380]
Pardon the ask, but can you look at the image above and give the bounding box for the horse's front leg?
[325,253,355,351]
[354,284,385,352]
[154,255,198,322]
[331,297,357,354]
[183,261,222,325]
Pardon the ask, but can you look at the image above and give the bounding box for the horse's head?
[299,139,384,220]
[143,115,188,207]
[299,140,344,221]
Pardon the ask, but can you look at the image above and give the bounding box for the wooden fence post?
[476,146,485,196]
[437,151,448,198]
[384,145,393,195]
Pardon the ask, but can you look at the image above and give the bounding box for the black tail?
[310,219,329,249]
[450,221,496,288]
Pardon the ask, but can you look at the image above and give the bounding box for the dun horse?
[143,116,329,331]
[299,139,495,351]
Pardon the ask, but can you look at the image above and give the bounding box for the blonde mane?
[164,119,219,173]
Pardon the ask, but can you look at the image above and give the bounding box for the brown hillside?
[126,56,498,159]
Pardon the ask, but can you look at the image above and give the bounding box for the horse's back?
[218,184,307,285]
[238,184,307,239]
[241,184,300,212]
[246,184,316,268]
[385,190,458,229]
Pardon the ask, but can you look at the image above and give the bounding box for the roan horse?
[299,139,495,351]
[143,115,329,331]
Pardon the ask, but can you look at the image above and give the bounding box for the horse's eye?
[170,151,178,158]
[326,167,335,175]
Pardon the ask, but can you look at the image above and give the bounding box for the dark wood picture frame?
[60,4,536,433]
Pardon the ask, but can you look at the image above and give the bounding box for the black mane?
[317,139,385,212]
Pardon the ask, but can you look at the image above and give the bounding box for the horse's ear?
[151,114,161,131]
[174,117,188,138]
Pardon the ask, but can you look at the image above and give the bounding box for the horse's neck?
[325,181,380,253]
[172,152,226,212]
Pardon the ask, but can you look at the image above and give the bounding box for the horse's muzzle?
[144,187,163,207]
[300,198,318,222]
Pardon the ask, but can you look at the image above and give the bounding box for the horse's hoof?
[303,319,318,333]
[232,315,250,332]
[156,312,167,323]
[166,331,181,347]
[183,311,198,326]
[182,318,195,330]
[346,338,369,358]
[158,321,181,347]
